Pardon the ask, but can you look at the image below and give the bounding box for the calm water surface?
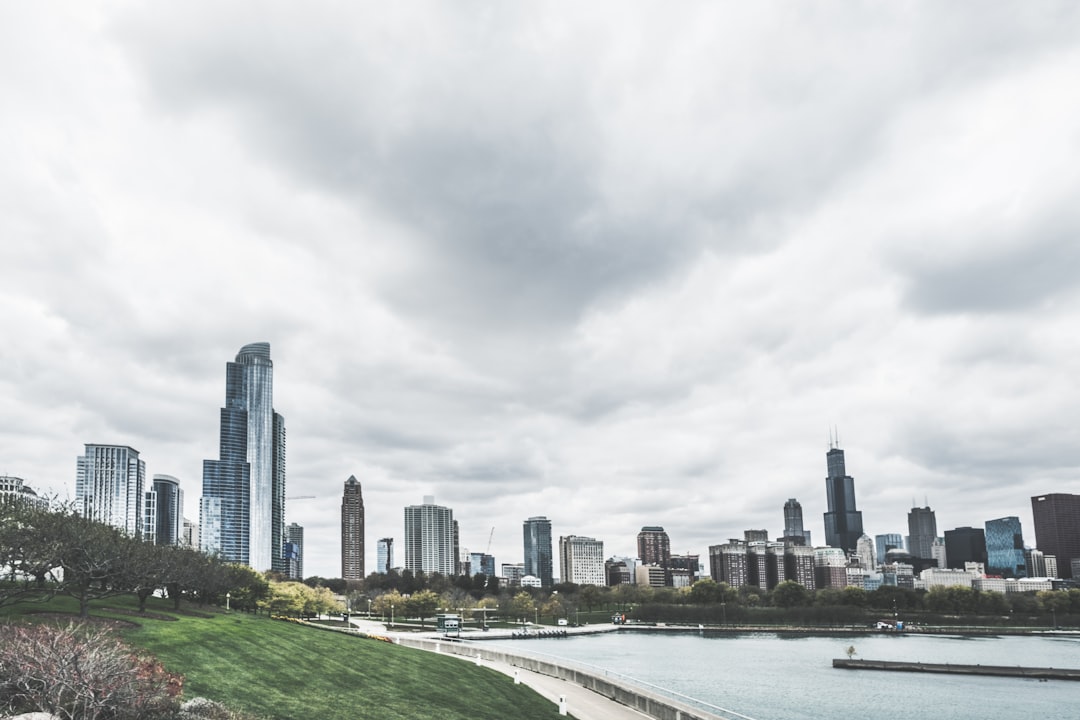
[492,631,1080,720]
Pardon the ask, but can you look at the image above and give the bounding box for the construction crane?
[487,527,495,555]
[285,495,315,500]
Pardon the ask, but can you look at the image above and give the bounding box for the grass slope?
[5,597,569,720]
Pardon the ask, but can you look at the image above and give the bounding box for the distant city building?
[822,444,864,553]
[521,574,543,588]
[635,564,667,587]
[149,474,183,546]
[985,516,1026,578]
[341,475,365,580]
[875,534,904,565]
[1031,493,1080,579]
[784,545,816,590]
[404,496,455,575]
[559,535,605,586]
[709,540,749,588]
[142,489,157,544]
[501,563,524,586]
[881,562,915,590]
[930,538,947,569]
[855,534,876,570]
[181,518,199,549]
[813,547,849,589]
[469,552,496,578]
[944,527,987,570]
[200,342,287,572]
[637,526,671,567]
[0,476,49,512]
[285,523,304,580]
[605,556,637,585]
[523,516,554,587]
[907,505,938,560]
[917,567,978,590]
[781,498,811,546]
[453,520,461,576]
[667,554,700,588]
[377,537,394,574]
[744,529,769,543]
[748,542,785,590]
[77,444,145,536]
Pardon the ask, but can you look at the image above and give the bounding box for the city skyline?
[2,4,1080,578]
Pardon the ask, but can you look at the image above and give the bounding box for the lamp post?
[367,599,372,616]
[226,592,231,611]
[721,601,726,626]
[391,603,395,628]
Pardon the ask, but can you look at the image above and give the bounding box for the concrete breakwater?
[833,658,1080,680]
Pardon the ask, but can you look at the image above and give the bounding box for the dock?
[833,658,1080,680]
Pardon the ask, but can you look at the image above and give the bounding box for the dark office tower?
[822,445,863,553]
[285,523,304,580]
[782,499,811,545]
[341,475,365,580]
[907,505,938,560]
[200,342,286,572]
[637,526,671,566]
[1031,493,1080,579]
[523,516,554,587]
[151,475,183,546]
[985,517,1026,578]
[943,527,987,569]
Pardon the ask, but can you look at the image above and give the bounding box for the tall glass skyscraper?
[523,516,554,587]
[150,474,183,546]
[76,444,145,536]
[200,342,286,572]
[985,516,1026,578]
[875,533,905,564]
[822,446,863,553]
[377,537,394,573]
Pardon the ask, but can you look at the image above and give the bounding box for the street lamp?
[391,603,395,628]
[367,598,372,616]
[226,592,231,611]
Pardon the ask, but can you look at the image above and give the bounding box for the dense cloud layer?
[2,2,1079,576]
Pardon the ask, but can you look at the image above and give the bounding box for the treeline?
[0,502,294,617]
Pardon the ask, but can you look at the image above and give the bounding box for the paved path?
[348,619,651,720]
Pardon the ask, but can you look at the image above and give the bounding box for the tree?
[373,590,405,621]
[772,581,811,608]
[579,585,605,612]
[54,511,141,618]
[510,591,536,624]
[689,578,723,605]
[405,589,440,627]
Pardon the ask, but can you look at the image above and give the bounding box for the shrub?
[0,622,182,720]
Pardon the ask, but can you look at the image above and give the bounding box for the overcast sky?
[3,2,1079,579]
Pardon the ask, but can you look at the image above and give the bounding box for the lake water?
[489,631,1080,720]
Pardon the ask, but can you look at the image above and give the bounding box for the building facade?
[1031,493,1080,580]
[523,516,554,587]
[637,526,671,567]
[943,527,987,569]
[404,496,455,575]
[377,537,394,573]
[709,540,749,588]
[149,474,183,546]
[76,444,145,536]
[341,475,365,580]
[782,498,812,546]
[875,534,904,565]
[200,342,286,572]
[0,476,49,512]
[285,522,304,580]
[822,445,863,553]
[560,536,604,586]
[985,516,1025,578]
[907,505,938,560]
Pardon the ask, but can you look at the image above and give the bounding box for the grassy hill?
[3,597,569,720]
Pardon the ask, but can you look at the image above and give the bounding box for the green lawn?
[3,597,570,720]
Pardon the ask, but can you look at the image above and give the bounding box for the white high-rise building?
[559,535,605,586]
[404,496,454,575]
[76,444,145,535]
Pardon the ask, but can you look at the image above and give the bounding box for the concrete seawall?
[833,658,1080,680]
[394,634,738,720]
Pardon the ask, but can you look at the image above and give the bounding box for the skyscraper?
[559,535,605,586]
[943,526,987,570]
[875,533,904,565]
[907,505,938,560]
[285,522,304,580]
[150,474,183,546]
[782,498,811,546]
[1031,493,1080,580]
[822,445,863,553]
[200,342,287,572]
[341,475,365,580]
[985,516,1025,578]
[76,444,145,536]
[377,537,394,573]
[637,526,671,566]
[404,496,455,575]
[523,516,554,587]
